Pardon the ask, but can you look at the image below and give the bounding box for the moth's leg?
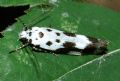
[32,47,49,53]
[51,52,59,56]
[17,18,28,30]
[32,47,42,52]
[68,51,82,56]
[9,43,29,53]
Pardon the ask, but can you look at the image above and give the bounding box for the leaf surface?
[0,1,120,81]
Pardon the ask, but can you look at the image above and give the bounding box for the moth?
[10,26,108,55]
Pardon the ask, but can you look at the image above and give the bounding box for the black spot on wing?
[29,32,32,36]
[47,29,52,32]
[36,38,38,40]
[63,42,76,48]
[29,39,32,44]
[39,32,44,38]
[56,32,60,36]
[56,39,60,43]
[64,32,76,37]
[46,41,52,46]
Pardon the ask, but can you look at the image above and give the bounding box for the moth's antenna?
[9,43,29,54]
[29,10,51,27]
[17,3,52,29]
[17,18,28,30]
[17,10,51,30]
[17,18,27,27]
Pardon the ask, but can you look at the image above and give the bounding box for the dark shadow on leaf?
[0,5,30,32]
[0,33,4,38]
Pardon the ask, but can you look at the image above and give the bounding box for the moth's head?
[19,28,30,44]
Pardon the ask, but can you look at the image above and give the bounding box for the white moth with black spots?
[10,27,108,55]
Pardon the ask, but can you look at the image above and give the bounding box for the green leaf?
[54,49,120,81]
[0,1,120,81]
[0,0,48,6]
